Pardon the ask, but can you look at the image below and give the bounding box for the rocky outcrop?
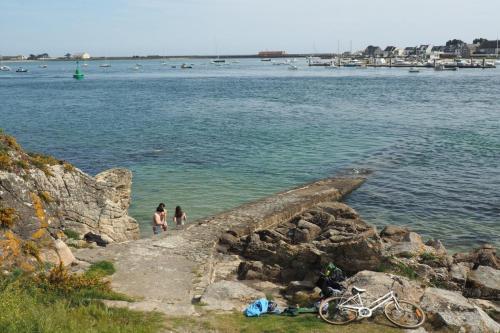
[229,201,383,283]
[421,287,500,333]
[224,190,500,314]
[0,132,139,270]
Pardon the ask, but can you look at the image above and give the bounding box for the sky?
[1,0,500,56]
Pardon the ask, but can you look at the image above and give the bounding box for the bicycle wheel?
[318,297,358,325]
[384,300,426,328]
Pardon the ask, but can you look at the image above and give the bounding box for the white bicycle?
[319,286,426,329]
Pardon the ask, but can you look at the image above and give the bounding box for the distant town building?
[72,52,91,60]
[476,40,500,55]
[258,51,287,58]
[417,45,433,58]
[383,46,397,57]
[403,47,417,56]
[363,45,383,57]
[430,46,445,59]
[461,43,478,58]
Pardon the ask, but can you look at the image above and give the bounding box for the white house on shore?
[72,52,91,60]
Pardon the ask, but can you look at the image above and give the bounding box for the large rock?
[0,133,139,270]
[380,225,410,242]
[345,270,424,303]
[420,287,500,333]
[231,201,384,280]
[454,244,499,269]
[465,266,500,300]
[200,280,265,311]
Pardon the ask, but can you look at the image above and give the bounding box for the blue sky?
[2,0,499,56]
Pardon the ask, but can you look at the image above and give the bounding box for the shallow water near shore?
[1,59,499,251]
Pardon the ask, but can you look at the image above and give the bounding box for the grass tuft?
[0,207,18,229]
[86,261,116,278]
[420,252,437,261]
[63,229,80,240]
[38,191,54,204]
[28,152,60,177]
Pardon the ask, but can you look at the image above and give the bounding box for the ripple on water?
[0,61,499,249]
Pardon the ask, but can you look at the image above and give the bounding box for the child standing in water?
[152,203,167,235]
[173,206,187,228]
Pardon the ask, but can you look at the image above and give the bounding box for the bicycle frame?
[337,290,401,318]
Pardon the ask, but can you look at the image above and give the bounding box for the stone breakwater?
[72,177,365,314]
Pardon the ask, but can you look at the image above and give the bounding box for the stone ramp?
[74,177,365,315]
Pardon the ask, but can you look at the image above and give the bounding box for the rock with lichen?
[0,131,139,270]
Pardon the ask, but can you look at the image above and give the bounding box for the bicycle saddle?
[352,286,366,294]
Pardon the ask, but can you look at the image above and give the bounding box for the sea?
[0,59,498,251]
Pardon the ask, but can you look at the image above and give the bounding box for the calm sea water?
[0,59,498,251]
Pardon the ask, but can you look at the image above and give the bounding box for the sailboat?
[99,56,111,68]
[211,38,226,64]
[0,55,11,71]
[496,37,500,65]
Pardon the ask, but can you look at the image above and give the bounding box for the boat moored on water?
[435,64,457,71]
[181,63,192,69]
[288,64,298,70]
[307,56,333,67]
[409,67,420,73]
[260,58,272,62]
[16,67,28,73]
[39,64,48,68]
[0,56,11,71]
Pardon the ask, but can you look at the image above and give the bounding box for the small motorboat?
[434,64,457,71]
[171,65,177,68]
[288,65,298,70]
[180,63,192,69]
[39,64,48,68]
[16,67,28,73]
[409,67,420,73]
[0,65,11,71]
[261,58,272,62]
[99,63,111,68]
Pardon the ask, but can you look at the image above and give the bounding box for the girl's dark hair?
[156,204,165,212]
[175,206,183,218]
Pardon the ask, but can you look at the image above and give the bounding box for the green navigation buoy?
[73,61,84,80]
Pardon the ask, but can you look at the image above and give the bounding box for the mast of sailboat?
[496,33,499,59]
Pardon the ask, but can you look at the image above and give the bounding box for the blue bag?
[244,298,269,317]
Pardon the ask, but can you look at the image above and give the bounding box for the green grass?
[63,229,81,240]
[86,261,116,278]
[0,266,164,333]
[420,252,437,261]
[164,312,403,333]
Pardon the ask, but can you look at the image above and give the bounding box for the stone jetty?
[72,177,366,315]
